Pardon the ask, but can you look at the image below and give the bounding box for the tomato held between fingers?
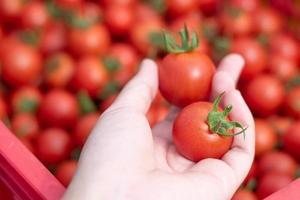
[283,121,300,159]
[231,189,258,200]
[55,160,78,187]
[11,113,39,140]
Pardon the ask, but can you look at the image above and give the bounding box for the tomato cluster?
[0,0,300,198]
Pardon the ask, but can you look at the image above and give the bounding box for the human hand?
[63,54,255,200]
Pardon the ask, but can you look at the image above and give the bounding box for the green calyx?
[207,92,247,138]
[163,24,199,54]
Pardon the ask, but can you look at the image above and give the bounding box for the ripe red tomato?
[105,43,139,86]
[166,0,198,16]
[285,87,300,118]
[1,41,42,87]
[21,1,50,29]
[197,0,220,14]
[100,94,117,112]
[44,52,75,88]
[0,0,25,22]
[268,116,293,136]
[231,37,267,81]
[38,89,79,129]
[283,121,300,159]
[69,24,110,56]
[19,137,35,154]
[104,5,134,35]
[254,119,277,157]
[244,74,284,117]
[232,189,258,200]
[11,86,42,114]
[267,55,298,82]
[55,160,78,187]
[73,55,109,97]
[11,113,39,140]
[55,0,82,9]
[254,8,283,34]
[73,113,99,148]
[256,172,293,199]
[36,128,73,164]
[258,151,297,177]
[0,97,8,121]
[159,35,215,107]
[229,0,260,12]
[102,0,136,6]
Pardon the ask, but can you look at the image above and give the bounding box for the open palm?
[63,54,255,200]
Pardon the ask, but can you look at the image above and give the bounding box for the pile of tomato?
[0,0,300,199]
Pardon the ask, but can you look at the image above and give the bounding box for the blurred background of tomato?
[0,1,300,199]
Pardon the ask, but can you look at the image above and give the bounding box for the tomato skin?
[254,119,277,157]
[285,87,300,118]
[256,172,293,199]
[38,90,79,129]
[44,52,75,88]
[69,24,111,56]
[229,0,260,12]
[11,113,39,140]
[254,8,283,35]
[159,53,215,107]
[258,151,297,177]
[1,41,42,87]
[73,56,109,97]
[55,160,78,187]
[21,1,50,29]
[244,74,284,117]
[36,128,73,165]
[283,121,300,159]
[167,0,198,16]
[11,86,42,114]
[232,189,258,200]
[231,37,266,81]
[73,113,99,148]
[173,102,232,162]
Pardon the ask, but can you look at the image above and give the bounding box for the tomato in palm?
[258,151,297,177]
[244,74,284,117]
[256,172,293,199]
[38,89,79,129]
[1,41,42,87]
[69,24,110,56]
[11,86,42,114]
[231,37,267,81]
[36,128,73,164]
[173,94,246,161]
[159,27,215,107]
[254,8,283,34]
[283,121,300,159]
[285,87,300,118]
[44,52,75,88]
[55,160,78,187]
[21,1,50,29]
[73,55,109,97]
[104,43,139,86]
[11,113,39,140]
[166,0,198,16]
[232,189,257,200]
[254,119,277,157]
[73,113,99,148]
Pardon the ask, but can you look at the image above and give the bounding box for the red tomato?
[73,113,99,148]
[11,86,42,114]
[0,0,25,22]
[283,121,300,159]
[254,119,277,157]
[197,0,220,14]
[244,74,284,117]
[99,94,117,112]
[232,189,258,200]
[69,24,111,56]
[243,161,257,185]
[102,0,136,6]
[254,8,283,34]
[21,1,50,29]
[231,37,267,81]
[256,172,293,199]
[36,128,73,164]
[0,97,8,121]
[44,52,75,88]
[173,101,234,161]
[159,52,215,107]
[104,5,134,35]
[38,89,79,129]
[1,41,42,87]
[229,0,260,12]
[268,116,293,136]
[19,137,35,154]
[267,55,298,82]
[55,160,78,187]
[40,22,67,54]
[258,151,297,177]
[156,106,169,124]
[11,113,39,140]
[73,55,109,97]
[55,0,82,9]
[134,3,162,23]
[170,12,202,33]
[166,0,198,16]
[285,87,300,118]
[105,43,139,86]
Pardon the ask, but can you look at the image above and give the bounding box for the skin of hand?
[63,54,255,200]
